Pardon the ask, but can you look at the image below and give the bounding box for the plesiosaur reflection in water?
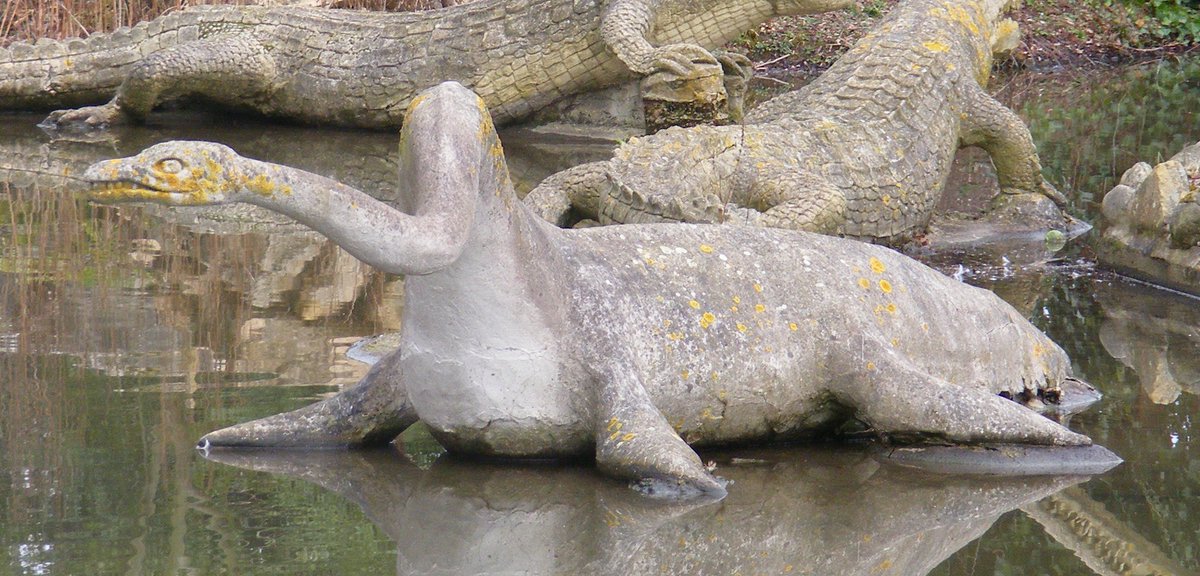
[205,445,1089,576]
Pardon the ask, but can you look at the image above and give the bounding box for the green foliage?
[1116,0,1200,42]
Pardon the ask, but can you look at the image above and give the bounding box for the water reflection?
[207,446,1086,576]
[1095,279,1200,404]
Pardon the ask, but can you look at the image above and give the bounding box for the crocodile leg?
[199,347,418,449]
[43,36,278,130]
[714,51,755,122]
[724,169,847,234]
[840,361,1092,446]
[959,85,1067,207]
[524,161,614,226]
[601,0,721,77]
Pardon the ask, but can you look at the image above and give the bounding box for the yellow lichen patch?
[621,432,637,442]
[718,390,727,401]
[882,194,891,205]
[699,312,716,329]
[737,322,748,333]
[711,372,719,381]
[789,322,799,331]
[244,173,280,197]
[645,257,656,266]
[866,361,876,371]
[858,278,871,289]
[879,279,893,293]
[753,283,763,293]
[922,40,950,53]
[921,322,930,332]
[689,299,701,309]
[886,302,897,314]
[732,295,741,304]
[891,337,900,347]
[607,417,621,432]
[681,369,690,380]
[668,331,684,341]
[699,244,714,254]
[869,257,886,274]
[754,304,766,314]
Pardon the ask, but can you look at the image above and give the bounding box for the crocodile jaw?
[88,180,197,205]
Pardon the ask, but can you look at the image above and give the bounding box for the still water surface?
[2,59,1199,575]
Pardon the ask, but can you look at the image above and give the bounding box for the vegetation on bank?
[736,0,1200,70]
[2,0,1199,67]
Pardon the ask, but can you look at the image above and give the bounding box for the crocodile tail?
[0,8,215,110]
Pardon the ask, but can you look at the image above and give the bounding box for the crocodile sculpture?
[0,0,848,130]
[85,82,1109,497]
[1097,140,1200,296]
[526,0,1068,245]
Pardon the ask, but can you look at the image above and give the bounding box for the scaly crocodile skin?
[0,0,847,129]
[526,0,1064,244]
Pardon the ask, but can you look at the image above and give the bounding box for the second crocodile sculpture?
[526,0,1067,245]
[83,82,1116,497]
[0,0,847,130]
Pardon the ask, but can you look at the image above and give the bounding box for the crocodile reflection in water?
[205,445,1086,576]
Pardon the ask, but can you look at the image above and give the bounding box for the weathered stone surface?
[525,0,1070,246]
[1126,160,1187,233]
[1097,140,1200,295]
[86,82,1108,497]
[0,0,850,131]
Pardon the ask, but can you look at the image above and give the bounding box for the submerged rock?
[1097,140,1200,295]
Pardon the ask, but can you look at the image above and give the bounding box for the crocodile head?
[84,141,249,206]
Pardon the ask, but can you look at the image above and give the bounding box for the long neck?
[238,160,461,276]
[235,83,557,287]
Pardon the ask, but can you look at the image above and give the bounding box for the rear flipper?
[841,363,1092,446]
[42,36,277,131]
[199,347,417,449]
[589,363,727,499]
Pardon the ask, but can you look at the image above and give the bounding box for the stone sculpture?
[1098,140,1200,295]
[85,82,1107,497]
[526,0,1068,245]
[0,0,848,130]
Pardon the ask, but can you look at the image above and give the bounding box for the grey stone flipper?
[199,347,417,449]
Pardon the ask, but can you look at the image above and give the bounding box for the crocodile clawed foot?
[714,51,755,83]
[40,104,127,132]
[1039,180,1069,208]
[645,43,720,77]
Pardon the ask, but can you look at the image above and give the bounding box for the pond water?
[2,58,1199,575]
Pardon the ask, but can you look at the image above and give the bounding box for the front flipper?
[959,85,1067,207]
[591,365,727,499]
[200,347,417,449]
[43,35,277,131]
[841,362,1092,446]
